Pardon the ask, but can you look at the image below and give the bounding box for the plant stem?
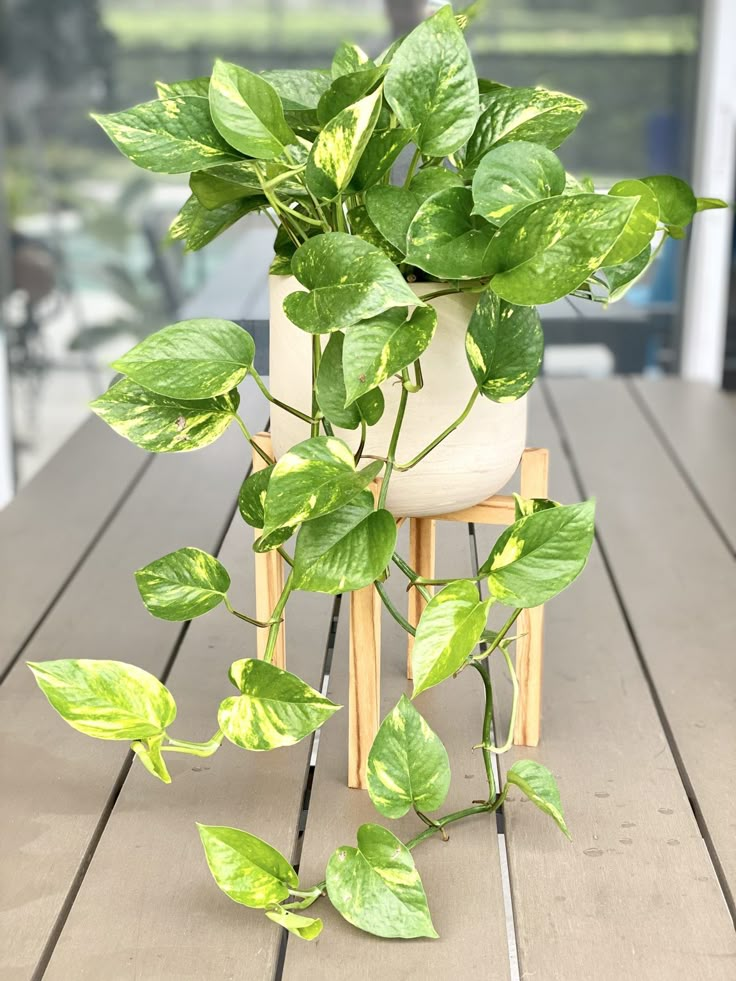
[234,414,274,465]
[377,382,409,510]
[374,580,416,636]
[250,369,317,425]
[354,418,367,464]
[263,571,294,663]
[223,596,271,628]
[311,337,322,437]
[391,551,432,603]
[410,574,483,588]
[483,644,519,755]
[471,609,522,662]
[403,146,422,187]
[277,546,294,567]
[395,387,480,471]
[471,660,496,800]
[161,730,225,757]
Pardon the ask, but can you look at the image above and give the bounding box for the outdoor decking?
[1,378,735,980]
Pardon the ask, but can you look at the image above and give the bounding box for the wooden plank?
[282,523,512,981]
[0,381,268,978]
[630,377,736,552]
[547,377,736,908]
[473,385,736,980]
[347,579,381,790]
[0,418,149,676]
[407,517,435,681]
[42,518,334,981]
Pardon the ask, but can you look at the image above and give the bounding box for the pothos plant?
[29,4,725,944]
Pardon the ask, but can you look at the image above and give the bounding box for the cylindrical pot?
[268,275,527,518]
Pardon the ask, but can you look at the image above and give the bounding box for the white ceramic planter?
[268,275,527,517]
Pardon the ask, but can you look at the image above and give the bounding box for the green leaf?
[189,164,266,209]
[315,332,385,430]
[90,378,238,453]
[409,166,464,198]
[471,141,565,224]
[292,491,396,594]
[346,205,404,263]
[317,67,384,126]
[218,659,341,750]
[364,186,422,254]
[156,76,211,99]
[640,175,697,227]
[513,494,560,520]
[507,760,570,839]
[479,500,595,607]
[406,186,497,280]
[208,59,295,159]
[602,244,651,303]
[238,466,273,528]
[262,435,383,535]
[349,127,412,192]
[464,86,586,172]
[260,69,332,129]
[695,196,728,212]
[367,695,450,819]
[131,734,172,784]
[112,318,254,399]
[604,179,659,266]
[283,233,419,334]
[305,88,382,200]
[92,96,239,174]
[332,41,374,79]
[487,194,636,305]
[384,5,479,156]
[342,306,437,404]
[326,824,437,939]
[169,194,266,252]
[465,290,543,401]
[135,547,230,621]
[197,824,298,908]
[28,659,176,740]
[411,581,492,697]
[265,908,323,941]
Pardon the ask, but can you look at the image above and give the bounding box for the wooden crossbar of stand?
[252,434,549,789]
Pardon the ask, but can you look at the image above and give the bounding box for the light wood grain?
[406,517,435,681]
[473,385,736,981]
[251,431,286,668]
[423,494,516,525]
[348,581,381,790]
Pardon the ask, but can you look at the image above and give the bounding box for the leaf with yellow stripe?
[305,88,382,200]
[135,546,230,621]
[198,824,298,907]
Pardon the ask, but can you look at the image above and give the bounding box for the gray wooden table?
[1,377,735,981]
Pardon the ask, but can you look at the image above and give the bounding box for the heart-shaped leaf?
[90,379,238,453]
[219,659,341,750]
[411,580,492,697]
[260,69,332,129]
[169,194,266,252]
[262,436,383,535]
[367,695,450,819]
[283,233,419,334]
[92,96,239,174]
[265,908,323,941]
[487,194,636,305]
[384,5,479,157]
[479,499,595,607]
[471,141,565,224]
[135,547,230,621]
[640,174,697,227]
[112,319,254,399]
[315,332,385,430]
[316,67,384,126]
[197,824,298,907]
[507,760,570,839]
[326,824,437,939]
[349,127,412,192]
[602,244,651,303]
[406,186,498,280]
[364,186,423,254]
[409,166,464,198]
[292,492,396,594]
[464,86,586,172]
[209,59,295,159]
[306,88,382,200]
[604,179,659,266]
[189,162,272,209]
[465,290,543,401]
[332,41,374,79]
[345,206,404,263]
[28,659,176,740]
[238,466,273,528]
[342,306,437,404]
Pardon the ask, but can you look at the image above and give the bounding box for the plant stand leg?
[252,432,286,669]
[406,517,435,680]
[514,448,549,747]
[348,581,381,789]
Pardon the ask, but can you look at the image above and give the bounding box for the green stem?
[471,660,496,800]
[374,580,416,636]
[484,644,519,755]
[403,146,422,187]
[391,551,432,603]
[263,571,294,663]
[235,414,274,466]
[412,574,483,588]
[377,382,409,510]
[420,286,462,302]
[335,199,347,232]
[277,546,294,567]
[311,337,322,437]
[395,387,480,471]
[224,596,271,628]
[161,730,225,758]
[471,609,522,662]
[354,418,367,464]
[250,369,317,425]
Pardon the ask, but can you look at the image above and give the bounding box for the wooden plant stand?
[252,433,549,789]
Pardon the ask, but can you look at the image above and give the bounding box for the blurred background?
[0,0,734,500]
